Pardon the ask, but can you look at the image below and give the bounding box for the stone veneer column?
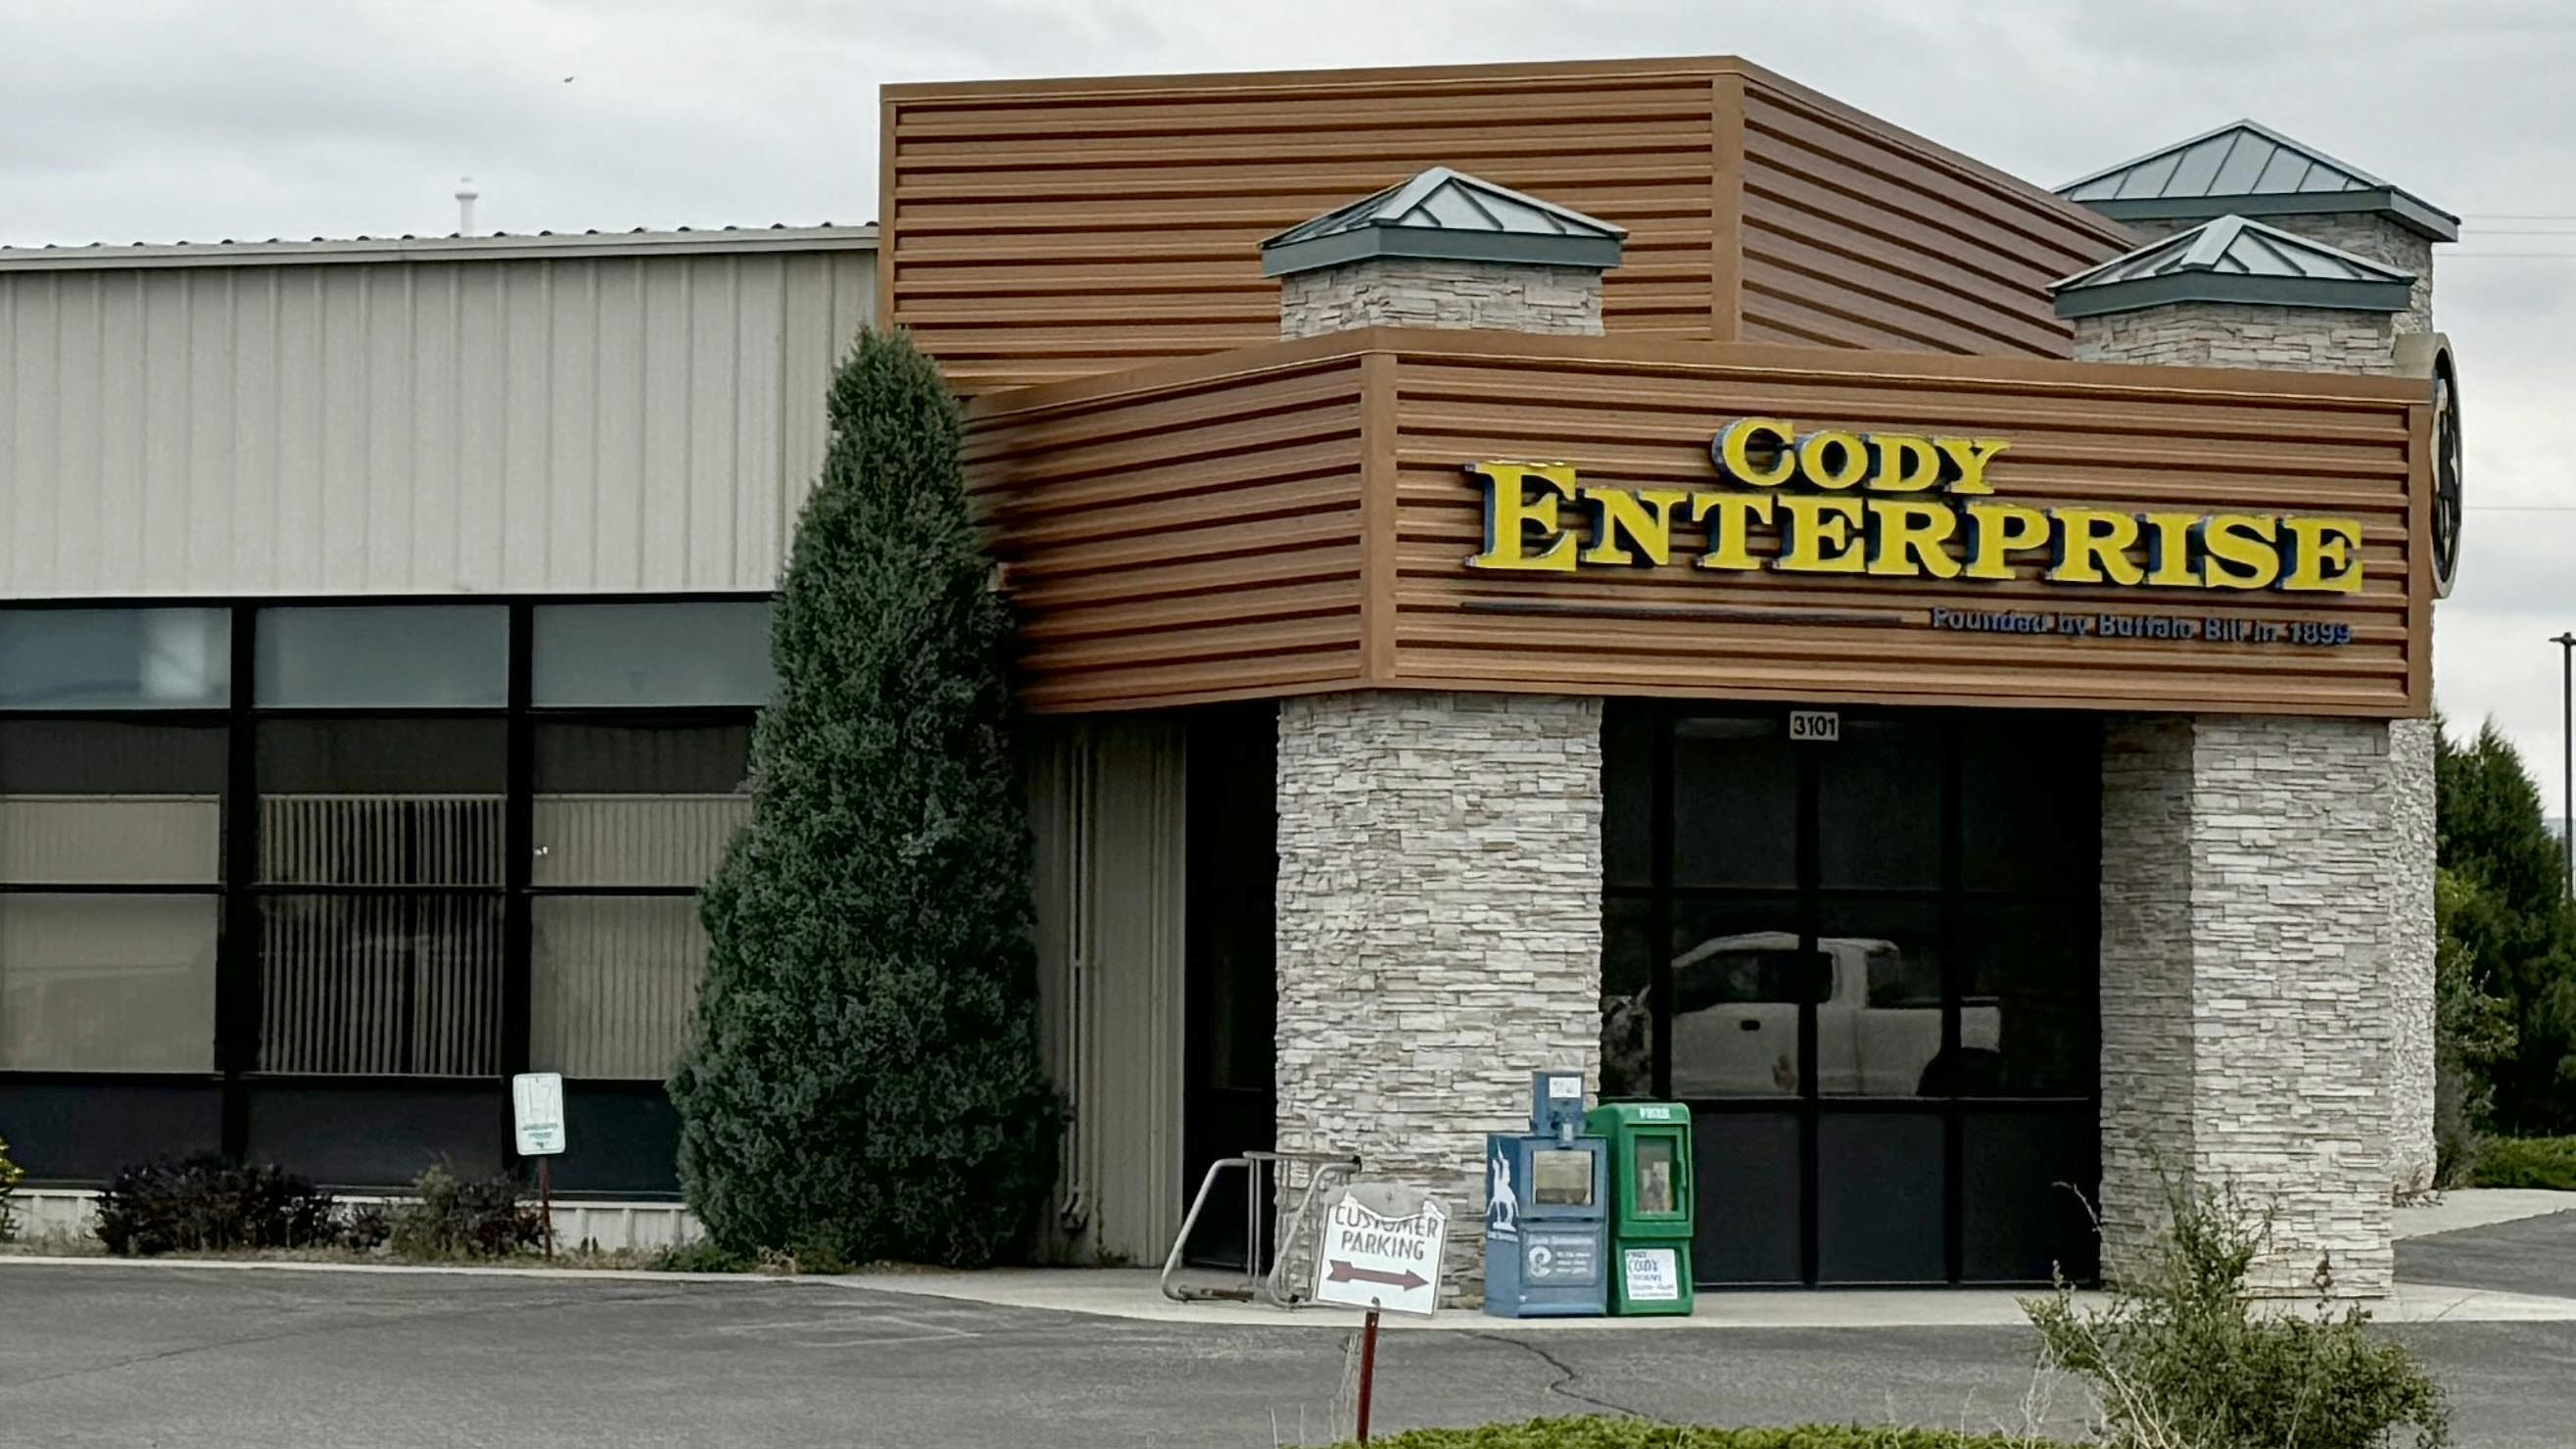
[1277,256,1604,338]
[2078,209,2440,1285]
[1266,201,1616,1302]
[2099,717,2398,1292]
[1273,693,1603,1296]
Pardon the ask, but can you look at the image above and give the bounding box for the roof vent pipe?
[454,178,479,235]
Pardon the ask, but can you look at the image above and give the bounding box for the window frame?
[0,594,766,1179]
[1602,700,2102,1288]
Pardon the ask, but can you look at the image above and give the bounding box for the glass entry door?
[1601,704,2101,1286]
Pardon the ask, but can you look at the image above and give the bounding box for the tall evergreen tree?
[670,327,1060,1266]
[2437,718,2576,1134]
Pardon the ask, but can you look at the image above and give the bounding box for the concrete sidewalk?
[839,1264,2576,1329]
[847,1189,2576,1331]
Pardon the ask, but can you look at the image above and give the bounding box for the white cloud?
[2,0,2569,766]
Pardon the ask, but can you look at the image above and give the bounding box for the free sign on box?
[1313,1188,1447,1317]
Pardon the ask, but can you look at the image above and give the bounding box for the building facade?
[0,228,874,1203]
[4,58,2455,1297]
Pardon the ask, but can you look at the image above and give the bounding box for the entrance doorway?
[1601,704,2101,1286]
[1179,703,1277,1268]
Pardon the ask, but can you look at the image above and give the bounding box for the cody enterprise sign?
[1464,418,2368,596]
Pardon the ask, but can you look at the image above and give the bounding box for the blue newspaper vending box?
[1482,1070,1609,1318]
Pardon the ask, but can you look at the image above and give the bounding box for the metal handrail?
[1159,1149,1362,1306]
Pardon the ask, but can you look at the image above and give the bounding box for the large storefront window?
[0,599,767,1188]
[1601,703,2101,1286]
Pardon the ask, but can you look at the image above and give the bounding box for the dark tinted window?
[1671,716,1793,889]
[1817,718,1940,890]
[256,605,508,707]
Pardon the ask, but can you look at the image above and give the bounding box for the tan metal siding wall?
[1026,716,1187,1266]
[1734,78,2129,357]
[0,248,873,599]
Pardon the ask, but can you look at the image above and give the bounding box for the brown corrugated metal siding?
[1733,74,2126,355]
[962,345,1372,710]
[883,58,2134,393]
[966,330,2429,718]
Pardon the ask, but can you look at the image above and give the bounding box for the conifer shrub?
[669,326,1060,1267]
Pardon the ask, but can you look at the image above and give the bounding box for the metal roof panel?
[1261,166,1626,277]
[2051,214,2414,316]
[2055,121,2456,240]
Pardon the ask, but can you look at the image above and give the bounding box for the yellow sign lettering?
[1463,461,1578,572]
[1464,423,2371,607]
[1692,491,1774,571]
[2200,513,2283,590]
[1580,487,1692,566]
[1866,434,1942,493]
[2046,508,2147,586]
[1864,499,1961,579]
[1712,418,1797,488]
[1795,429,1871,490]
[1933,437,2012,496]
[1773,496,1867,573]
[2279,516,2366,594]
[1961,502,2051,580]
[2139,511,2205,589]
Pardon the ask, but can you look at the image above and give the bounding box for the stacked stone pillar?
[2066,209,2442,1293]
[1262,172,1625,1299]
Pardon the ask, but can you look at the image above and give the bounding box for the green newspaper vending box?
[1585,1101,1694,1316]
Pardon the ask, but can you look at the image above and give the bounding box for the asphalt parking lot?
[1,1213,2570,1449]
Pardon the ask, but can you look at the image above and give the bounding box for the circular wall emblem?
[2429,345,2463,599]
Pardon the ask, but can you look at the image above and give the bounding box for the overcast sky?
[3,0,2569,783]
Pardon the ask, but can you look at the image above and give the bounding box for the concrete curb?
[2390,1189,2576,1240]
[0,1254,791,1285]
[828,1266,2576,1330]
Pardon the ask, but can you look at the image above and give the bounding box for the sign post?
[510,1072,566,1260]
[1312,1187,1447,1444]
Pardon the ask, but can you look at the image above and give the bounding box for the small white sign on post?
[511,1072,567,1157]
[1313,1188,1448,1318]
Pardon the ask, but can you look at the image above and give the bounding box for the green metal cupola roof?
[2055,120,2458,243]
[2051,214,2416,319]
[1260,167,1626,278]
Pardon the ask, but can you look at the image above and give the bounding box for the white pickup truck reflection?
[1603,932,2000,1098]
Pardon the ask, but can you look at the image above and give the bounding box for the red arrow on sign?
[1327,1260,1429,1292]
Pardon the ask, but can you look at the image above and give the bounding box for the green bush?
[0,1134,23,1242]
[2469,1135,2576,1190]
[650,1237,751,1273]
[93,1155,338,1256]
[1335,1422,2061,1449]
[2026,1179,2447,1449]
[386,1166,546,1260]
[668,326,1060,1267]
[337,1202,393,1253]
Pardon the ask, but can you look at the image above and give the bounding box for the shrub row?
[2468,1135,2576,1190]
[1337,1422,2061,1449]
[90,1154,544,1261]
[0,1133,23,1242]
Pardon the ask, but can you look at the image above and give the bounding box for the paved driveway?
[1,1213,2570,1449]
